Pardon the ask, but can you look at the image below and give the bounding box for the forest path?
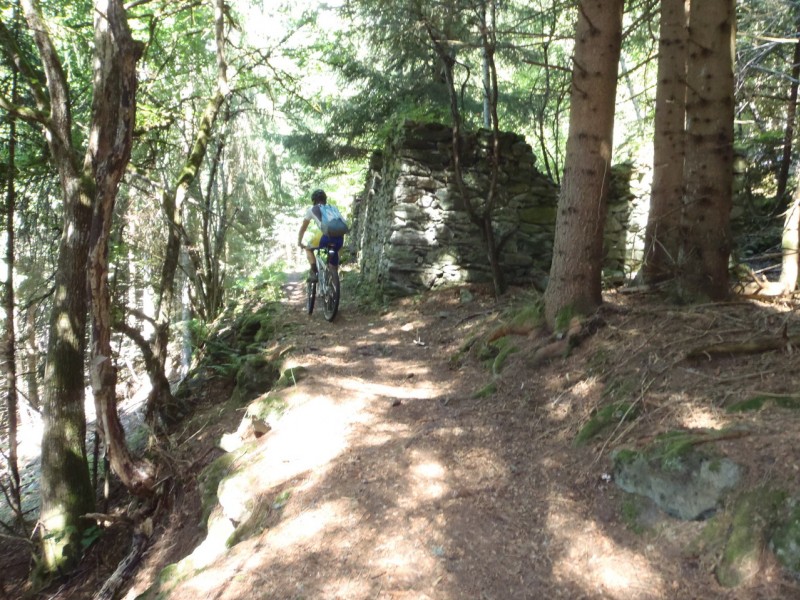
[139,273,664,600]
[120,274,800,600]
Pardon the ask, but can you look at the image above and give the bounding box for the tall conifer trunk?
[544,0,624,327]
[642,0,688,284]
[679,0,735,300]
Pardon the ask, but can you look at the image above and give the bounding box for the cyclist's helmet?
[311,189,327,204]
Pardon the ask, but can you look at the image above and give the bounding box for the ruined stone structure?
[350,121,634,297]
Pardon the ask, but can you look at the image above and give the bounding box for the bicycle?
[305,243,340,322]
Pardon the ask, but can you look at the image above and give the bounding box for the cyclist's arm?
[297,217,311,248]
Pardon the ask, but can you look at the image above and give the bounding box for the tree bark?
[678,0,735,301]
[775,27,800,205]
[544,0,624,327]
[3,49,23,527]
[642,0,688,284]
[86,0,154,496]
[779,182,800,291]
[17,0,97,572]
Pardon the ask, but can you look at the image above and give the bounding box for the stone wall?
[350,121,634,297]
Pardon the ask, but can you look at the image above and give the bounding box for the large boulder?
[612,430,742,520]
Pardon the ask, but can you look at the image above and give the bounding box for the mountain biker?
[296,188,345,283]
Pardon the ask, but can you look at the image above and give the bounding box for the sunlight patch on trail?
[547,494,665,599]
[409,451,449,501]
[337,378,446,401]
[677,404,727,430]
[269,499,357,550]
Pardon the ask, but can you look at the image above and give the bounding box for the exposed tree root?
[686,333,800,360]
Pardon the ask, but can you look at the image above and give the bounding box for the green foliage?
[491,341,519,377]
[186,318,211,350]
[449,333,480,368]
[231,265,287,300]
[80,524,103,551]
[273,366,309,390]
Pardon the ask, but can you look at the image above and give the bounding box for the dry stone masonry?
[350,121,637,297]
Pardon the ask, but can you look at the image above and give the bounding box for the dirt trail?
[101,276,800,599]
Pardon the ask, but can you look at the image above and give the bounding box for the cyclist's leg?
[320,234,344,275]
[305,232,322,281]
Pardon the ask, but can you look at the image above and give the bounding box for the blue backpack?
[318,204,349,236]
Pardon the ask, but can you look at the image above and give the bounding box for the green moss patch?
[273,366,309,389]
[714,488,786,588]
[573,401,639,446]
[246,394,288,422]
[727,395,800,413]
[492,341,519,376]
[198,452,237,528]
[472,381,497,399]
[649,428,739,472]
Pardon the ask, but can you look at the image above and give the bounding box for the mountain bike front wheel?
[306,278,316,315]
[322,269,340,322]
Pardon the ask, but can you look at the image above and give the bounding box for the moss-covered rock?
[235,304,279,346]
[770,499,800,578]
[246,394,288,422]
[231,354,280,406]
[715,488,786,588]
[197,452,238,529]
[612,430,742,520]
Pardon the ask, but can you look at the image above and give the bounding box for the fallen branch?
[91,489,164,600]
[686,334,800,360]
[92,529,150,600]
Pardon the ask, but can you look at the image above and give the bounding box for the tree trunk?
[86,0,154,496]
[642,0,688,284]
[24,304,41,412]
[780,182,800,291]
[775,28,800,205]
[544,0,624,328]
[3,54,23,527]
[18,0,97,573]
[678,0,735,301]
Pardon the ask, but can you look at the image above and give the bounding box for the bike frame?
[314,248,332,294]
[306,243,341,322]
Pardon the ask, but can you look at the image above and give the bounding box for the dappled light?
[548,496,666,599]
[677,403,728,430]
[0,0,797,597]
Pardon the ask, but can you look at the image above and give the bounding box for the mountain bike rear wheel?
[322,269,340,322]
[306,278,316,315]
